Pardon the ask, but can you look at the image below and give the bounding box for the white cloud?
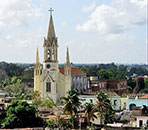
[5,35,12,40]
[76,0,147,34]
[82,2,96,12]
[61,21,68,27]
[0,0,43,29]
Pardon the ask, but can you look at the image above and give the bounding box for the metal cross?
[48,8,54,15]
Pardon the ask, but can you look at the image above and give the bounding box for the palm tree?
[95,91,114,125]
[61,89,81,129]
[84,102,97,126]
[61,89,81,116]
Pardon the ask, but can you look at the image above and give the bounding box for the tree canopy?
[1,100,45,128]
[61,89,81,116]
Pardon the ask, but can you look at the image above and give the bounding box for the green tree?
[142,78,148,93]
[127,78,136,92]
[1,100,45,128]
[41,98,56,108]
[0,69,9,82]
[5,63,25,77]
[61,89,81,128]
[61,89,81,116]
[23,68,33,81]
[5,78,31,100]
[31,91,56,109]
[95,91,115,125]
[31,91,42,109]
[84,102,97,126]
[127,86,133,93]
[98,69,111,79]
[47,118,57,129]
[47,115,74,129]
[0,110,6,128]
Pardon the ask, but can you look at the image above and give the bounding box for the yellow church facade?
[34,9,71,103]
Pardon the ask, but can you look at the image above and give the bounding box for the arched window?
[51,49,54,60]
[129,104,136,110]
[47,49,50,60]
[114,100,118,106]
[46,82,51,92]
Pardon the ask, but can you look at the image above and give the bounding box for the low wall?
[103,126,141,130]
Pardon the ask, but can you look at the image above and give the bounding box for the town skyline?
[0,0,147,64]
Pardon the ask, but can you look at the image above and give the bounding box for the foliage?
[87,123,97,130]
[4,63,25,77]
[5,77,31,100]
[1,100,45,128]
[31,91,56,109]
[61,89,81,116]
[79,63,127,80]
[127,86,133,93]
[127,67,148,77]
[95,91,115,125]
[127,78,136,93]
[0,110,6,128]
[23,68,34,81]
[47,119,57,129]
[0,69,9,83]
[41,98,56,108]
[136,77,145,93]
[141,78,148,93]
[47,115,74,129]
[31,91,42,109]
[54,115,67,128]
[79,63,148,81]
[84,102,97,125]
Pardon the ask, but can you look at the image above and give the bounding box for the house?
[132,105,148,127]
[88,77,127,96]
[127,94,148,110]
[80,92,126,111]
[59,67,88,93]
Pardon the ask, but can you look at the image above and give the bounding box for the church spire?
[66,47,70,64]
[34,48,41,92]
[36,48,40,64]
[47,8,56,40]
[43,8,58,63]
[64,47,71,76]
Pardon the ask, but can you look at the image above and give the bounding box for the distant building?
[59,67,88,93]
[131,105,148,127]
[88,76,127,96]
[80,92,127,111]
[127,94,148,110]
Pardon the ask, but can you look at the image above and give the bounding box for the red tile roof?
[59,67,85,75]
[141,94,148,98]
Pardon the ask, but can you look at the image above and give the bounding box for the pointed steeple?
[34,48,41,93]
[36,48,40,64]
[64,47,71,76]
[47,8,56,40]
[43,8,58,63]
[35,48,40,70]
[66,47,70,64]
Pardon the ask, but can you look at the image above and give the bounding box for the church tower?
[64,47,71,96]
[34,48,41,93]
[41,8,59,103]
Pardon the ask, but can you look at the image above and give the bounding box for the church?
[34,9,88,103]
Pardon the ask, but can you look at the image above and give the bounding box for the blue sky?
[0,0,147,64]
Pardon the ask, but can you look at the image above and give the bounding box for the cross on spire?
[48,8,54,16]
